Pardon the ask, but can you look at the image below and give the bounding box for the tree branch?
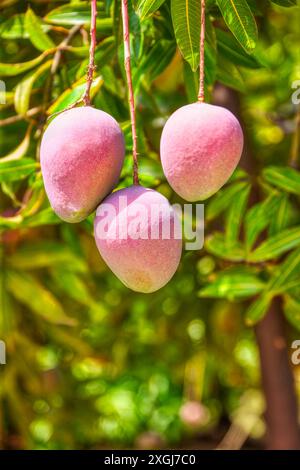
[121,0,139,185]
[198,0,206,103]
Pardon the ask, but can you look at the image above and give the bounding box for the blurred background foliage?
[0,0,300,449]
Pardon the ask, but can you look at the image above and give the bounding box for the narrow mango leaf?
[25,7,55,51]
[0,125,32,162]
[198,267,265,300]
[45,3,112,32]
[268,194,291,236]
[183,61,199,102]
[14,61,52,115]
[225,183,250,244]
[268,246,300,292]
[283,295,300,332]
[6,271,76,326]
[182,26,216,100]
[0,51,52,77]
[63,45,89,57]
[216,28,262,68]
[217,55,246,92]
[271,0,297,6]
[45,3,92,24]
[0,13,48,39]
[244,192,284,250]
[216,0,258,53]
[8,242,87,273]
[206,233,245,261]
[1,181,20,206]
[0,270,14,335]
[0,158,38,183]
[47,75,103,114]
[51,269,94,306]
[95,36,115,66]
[206,181,249,221]
[248,226,300,262]
[171,0,200,71]
[262,166,300,195]
[134,40,176,87]
[245,294,273,326]
[138,0,166,20]
[0,214,23,230]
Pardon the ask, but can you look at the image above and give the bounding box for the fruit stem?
[83,0,97,107]
[197,0,206,103]
[121,0,139,185]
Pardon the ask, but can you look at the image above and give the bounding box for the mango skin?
[40,106,125,223]
[94,185,182,293]
[160,103,244,201]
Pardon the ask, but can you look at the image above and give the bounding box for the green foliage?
[138,0,166,20]
[216,0,258,52]
[0,0,300,450]
[171,0,201,71]
[25,7,55,51]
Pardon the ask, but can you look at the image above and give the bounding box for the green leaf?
[134,40,176,87]
[51,269,94,306]
[283,295,300,332]
[8,242,87,273]
[171,0,200,71]
[138,0,166,20]
[198,267,265,300]
[271,0,297,7]
[206,233,245,261]
[0,158,39,183]
[248,226,300,262]
[183,61,199,102]
[45,3,93,24]
[216,28,262,68]
[217,55,246,92]
[244,192,284,250]
[6,271,76,326]
[25,7,55,52]
[45,3,112,33]
[0,214,23,230]
[182,22,216,100]
[216,0,258,53]
[0,51,51,77]
[268,246,300,293]
[225,183,250,244]
[47,75,103,114]
[245,294,273,326]
[1,126,32,161]
[262,166,300,195]
[0,13,51,39]
[268,194,292,236]
[14,61,52,115]
[95,36,116,66]
[206,181,249,221]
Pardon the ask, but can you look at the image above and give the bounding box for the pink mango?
[160,103,244,201]
[94,185,182,293]
[40,106,125,222]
